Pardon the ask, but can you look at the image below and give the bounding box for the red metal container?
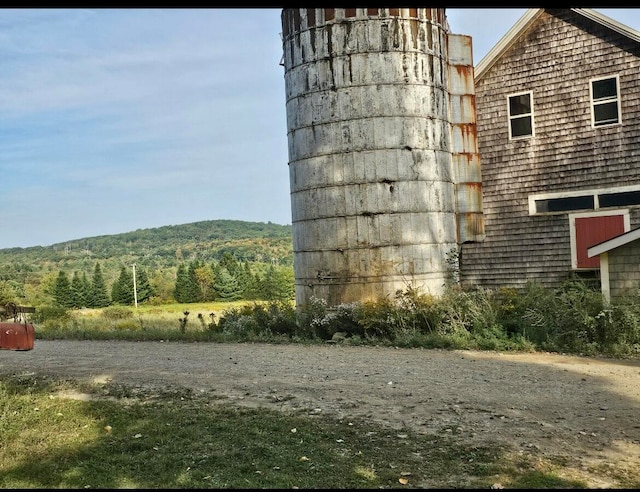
[0,322,35,351]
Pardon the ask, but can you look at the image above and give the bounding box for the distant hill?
[0,220,293,286]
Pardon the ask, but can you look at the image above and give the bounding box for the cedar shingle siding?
[608,242,640,299]
[460,9,640,289]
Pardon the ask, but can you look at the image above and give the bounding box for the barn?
[460,8,640,302]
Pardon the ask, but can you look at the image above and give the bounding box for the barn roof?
[475,8,640,80]
[588,227,640,258]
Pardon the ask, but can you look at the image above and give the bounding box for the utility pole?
[132,263,138,308]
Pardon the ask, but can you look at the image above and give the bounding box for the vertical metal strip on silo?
[282,8,459,308]
[447,34,485,243]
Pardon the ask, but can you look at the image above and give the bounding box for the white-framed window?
[590,75,621,127]
[528,184,640,215]
[507,91,534,139]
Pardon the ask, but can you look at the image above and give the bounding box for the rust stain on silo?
[457,212,485,244]
[456,123,478,141]
[455,181,484,242]
[454,64,473,78]
[456,151,476,164]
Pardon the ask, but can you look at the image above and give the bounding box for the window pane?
[509,94,531,116]
[511,116,532,137]
[592,78,617,100]
[599,190,640,207]
[594,101,619,125]
[536,195,594,213]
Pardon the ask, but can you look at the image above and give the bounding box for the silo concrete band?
[281,8,483,308]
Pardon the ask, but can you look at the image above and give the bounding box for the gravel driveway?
[2,340,639,486]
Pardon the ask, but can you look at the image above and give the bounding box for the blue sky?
[0,8,638,248]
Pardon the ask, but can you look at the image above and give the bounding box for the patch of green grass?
[0,374,607,489]
[489,454,591,489]
[509,470,588,489]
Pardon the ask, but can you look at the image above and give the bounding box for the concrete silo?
[281,8,483,308]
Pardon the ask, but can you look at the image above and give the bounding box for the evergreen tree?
[53,271,73,308]
[174,263,190,303]
[81,272,92,305]
[135,267,152,304]
[211,262,222,300]
[111,266,134,305]
[219,252,240,276]
[89,263,110,307]
[240,262,261,300]
[185,260,203,302]
[214,267,242,301]
[232,261,250,299]
[261,264,295,301]
[71,271,87,308]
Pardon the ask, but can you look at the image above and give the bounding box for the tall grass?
[31,280,640,358]
[33,301,253,343]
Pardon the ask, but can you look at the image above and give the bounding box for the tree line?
[173,253,293,303]
[44,252,294,309]
[0,219,292,266]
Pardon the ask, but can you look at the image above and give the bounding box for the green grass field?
[35,301,268,342]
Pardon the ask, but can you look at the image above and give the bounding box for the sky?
[1,8,638,249]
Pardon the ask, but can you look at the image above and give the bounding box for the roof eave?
[474,8,542,81]
[474,8,640,81]
[588,228,640,257]
[573,8,640,44]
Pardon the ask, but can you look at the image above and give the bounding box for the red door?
[575,215,625,269]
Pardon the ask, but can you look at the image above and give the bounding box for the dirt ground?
[2,340,640,487]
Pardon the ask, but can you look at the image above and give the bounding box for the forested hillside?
[0,220,294,308]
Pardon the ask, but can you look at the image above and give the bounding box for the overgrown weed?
[31,281,640,357]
